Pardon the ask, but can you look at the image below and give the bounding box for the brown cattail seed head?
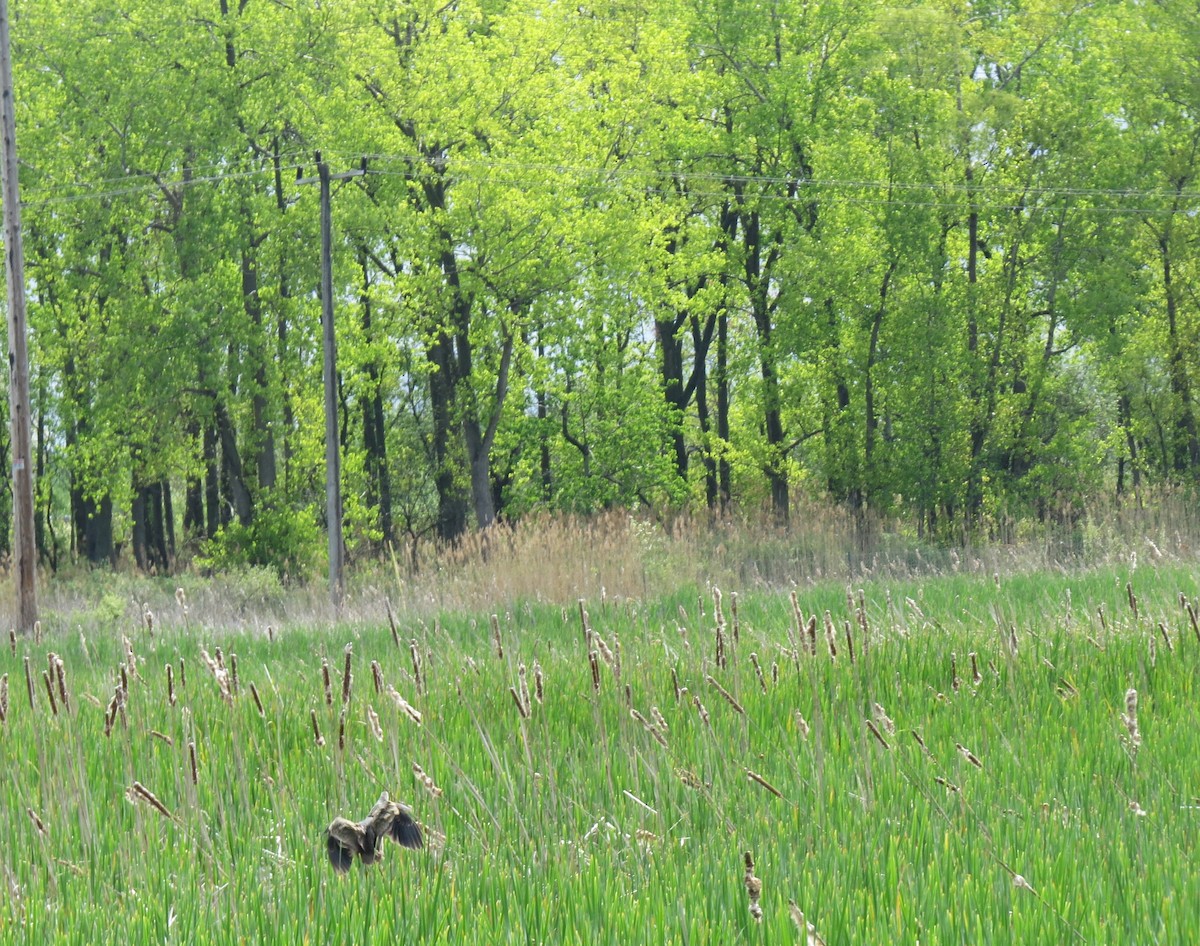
[491,614,504,660]
[340,644,353,706]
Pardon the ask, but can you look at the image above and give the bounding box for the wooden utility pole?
[298,152,363,609]
[0,0,37,632]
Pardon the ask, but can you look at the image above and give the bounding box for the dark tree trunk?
[204,422,221,535]
[359,251,392,545]
[214,402,254,526]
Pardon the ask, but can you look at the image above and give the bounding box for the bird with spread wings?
[326,792,423,872]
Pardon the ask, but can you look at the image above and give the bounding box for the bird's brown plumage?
[325,793,423,872]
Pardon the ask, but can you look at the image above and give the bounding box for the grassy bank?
[1,562,1197,943]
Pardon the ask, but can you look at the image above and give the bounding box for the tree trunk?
[214,401,254,526]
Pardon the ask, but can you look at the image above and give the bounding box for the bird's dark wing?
[358,825,383,865]
[326,831,355,873]
[326,817,363,873]
[389,809,424,849]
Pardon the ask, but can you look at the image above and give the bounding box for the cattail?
[935,775,960,792]
[631,708,668,747]
[789,900,827,946]
[1008,625,1019,655]
[266,625,275,643]
[589,651,600,693]
[749,652,767,693]
[518,664,531,715]
[367,705,383,741]
[1098,606,1108,634]
[370,660,384,696]
[1186,600,1200,644]
[384,598,401,649]
[578,599,591,645]
[692,694,711,728]
[129,781,172,820]
[806,614,818,656]
[510,686,530,719]
[970,652,982,686]
[321,658,332,707]
[795,712,810,739]
[1122,688,1141,750]
[24,657,34,711]
[188,741,198,785]
[120,665,129,696]
[706,675,745,715]
[149,730,173,746]
[671,667,681,703]
[0,673,7,723]
[1159,622,1174,653]
[746,769,783,799]
[594,632,614,668]
[249,682,265,716]
[1127,581,1138,619]
[714,587,725,630]
[951,653,960,692]
[410,640,423,694]
[873,702,896,735]
[229,654,239,696]
[104,685,124,737]
[215,647,225,671]
[337,708,346,752]
[865,718,891,749]
[311,709,325,747]
[26,807,45,835]
[1149,632,1157,667]
[714,620,726,671]
[166,664,176,707]
[730,591,740,643]
[490,614,504,660]
[143,604,155,635]
[844,619,856,664]
[533,661,544,704]
[386,684,423,725]
[340,644,353,706]
[650,705,668,732]
[33,621,41,644]
[413,762,443,797]
[956,742,983,768]
[743,851,763,922]
[8,628,15,656]
[823,611,837,659]
[53,655,69,714]
[911,729,935,761]
[612,634,622,682]
[179,657,186,689]
[42,671,58,716]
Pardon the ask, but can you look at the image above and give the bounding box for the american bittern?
[326,792,423,872]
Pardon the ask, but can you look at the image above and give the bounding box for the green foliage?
[11,0,1200,571]
[195,505,322,580]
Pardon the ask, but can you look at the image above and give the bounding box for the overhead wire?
[18,149,1200,218]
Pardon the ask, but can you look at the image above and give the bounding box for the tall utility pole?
[0,0,37,632]
[299,152,363,609]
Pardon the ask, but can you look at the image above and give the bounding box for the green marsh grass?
[2,563,1199,943]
